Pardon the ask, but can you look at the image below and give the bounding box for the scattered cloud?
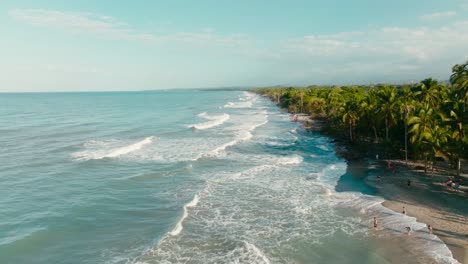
[9,8,248,47]
[260,20,468,84]
[6,8,468,88]
[420,11,456,21]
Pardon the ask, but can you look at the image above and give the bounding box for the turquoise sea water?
[0,90,458,264]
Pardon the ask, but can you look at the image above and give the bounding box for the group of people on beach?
[373,206,433,235]
[445,178,462,192]
[375,160,400,183]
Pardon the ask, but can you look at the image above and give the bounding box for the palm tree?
[450,61,468,107]
[325,88,345,124]
[444,90,467,176]
[376,86,399,141]
[447,61,468,176]
[415,78,444,108]
[408,103,447,173]
[399,86,416,162]
[342,93,363,142]
[360,89,380,143]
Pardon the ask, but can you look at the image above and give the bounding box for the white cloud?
[9,8,247,47]
[5,8,468,88]
[420,11,456,21]
[257,20,468,84]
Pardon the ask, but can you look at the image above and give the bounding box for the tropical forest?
[255,61,468,177]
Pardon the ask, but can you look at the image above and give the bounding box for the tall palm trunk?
[300,92,304,113]
[373,126,378,143]
[424,154,428,174]
[385,117,389,141]
[404,122,408,162]
[404,107,409,162]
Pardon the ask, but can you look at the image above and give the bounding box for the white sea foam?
[73,136,156,161]
[242,91,255,98]
[316,144,329,151]
[265,141,290,147]
[103,136,154,158]
[330,190,460,263]
[278,155,303,165]
[223,92,257,108]
[210,139,239,155]
[208,113,268,156]
[189,113,230,130]
[244,241,271,264]
[127,93,456,264]
[136,155,458,264]
[224,101,253,108]
[169,194,200,236]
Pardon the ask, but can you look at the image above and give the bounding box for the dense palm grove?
[255,61,468,176]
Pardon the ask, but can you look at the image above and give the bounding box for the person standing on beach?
[402,206,406,215]
[373,217,378,228]
[405,226,411,235]
[446,179,453,190]
[427,224,433,233]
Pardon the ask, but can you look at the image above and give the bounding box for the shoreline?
[366,161,468,264]
[295,117,468,264]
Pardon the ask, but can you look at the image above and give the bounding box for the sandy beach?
[298,117,468,263]
[366,160,468,264]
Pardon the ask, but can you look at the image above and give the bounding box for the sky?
[1,0,468,92]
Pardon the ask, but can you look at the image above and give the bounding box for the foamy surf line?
[244,241,271,264]
[331,188,460,263]
[224,101,253,108]
[311,159,459,262]
[73,136,156,161]
[373,201,460,264]
[169,193,200,236]
[189,113,230,130]
[207,116,269,156]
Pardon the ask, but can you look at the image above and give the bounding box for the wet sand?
[365,164,468,264]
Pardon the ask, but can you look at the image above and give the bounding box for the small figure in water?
[377,175,381,182]
[405,226,411,234]
[407,179,411,188]
[373,217,378,228]
[402,206,406,215]
[427,224,433,234]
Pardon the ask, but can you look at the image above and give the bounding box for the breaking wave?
[189,112,230,130]
[72,136,156,161]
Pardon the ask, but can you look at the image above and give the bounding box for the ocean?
[0,90,458,264]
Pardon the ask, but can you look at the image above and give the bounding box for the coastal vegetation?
[255,61,468,177]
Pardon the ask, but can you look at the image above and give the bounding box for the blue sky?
[1,0,468,91]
